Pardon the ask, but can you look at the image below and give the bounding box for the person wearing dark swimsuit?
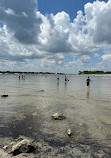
[86,76,92,87]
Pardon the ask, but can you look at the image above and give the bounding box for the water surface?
[0,74,111,156]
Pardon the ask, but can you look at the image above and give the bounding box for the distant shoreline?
[78,71,111,75]
[0,71,111,76]
[0,71,65,75]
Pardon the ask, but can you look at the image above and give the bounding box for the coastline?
[0,70,111,76]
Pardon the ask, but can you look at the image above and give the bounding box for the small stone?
[67,129,73,136]
[3,145,8,150]
[78,123,85,126]
[52,113,66,120]
[31,112,39,117]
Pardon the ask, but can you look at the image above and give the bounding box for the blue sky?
[38,0,85,20]
[0,0,111,73]
[38,0,108,20]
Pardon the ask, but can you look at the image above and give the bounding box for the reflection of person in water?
[86,76,92,87]
[86,89,90,99]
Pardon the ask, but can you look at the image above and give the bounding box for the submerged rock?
[11,139,35,156]
[31,112,39,117]
[67,129,73,136]
[38,90,45,92]
[15,113,26,121]
[52,113,66,120]
[3,145,8,150]
[1,95,8,97]
[78,123,85,126]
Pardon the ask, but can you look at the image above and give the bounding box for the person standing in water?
[19,74,20,80]
[65,76,69,82]
[57,76,59,81]
[22,74,24,80]
[65,76,68,81]
[86,76,92,87]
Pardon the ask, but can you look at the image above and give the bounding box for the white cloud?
[37,11,72,53]
[101,54,111,61]
[80,55,91,63]
[22,12,28,17]
[0,0,42,44]
[0,0,111,73]
[85,0,111,44]
[5,8,15,15]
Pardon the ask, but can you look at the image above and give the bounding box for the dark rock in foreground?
[1,95,8,97]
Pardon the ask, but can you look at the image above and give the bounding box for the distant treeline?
[78,71,111,75]
[0,71,65,75]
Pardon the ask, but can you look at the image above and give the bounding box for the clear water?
[0,74,111,148]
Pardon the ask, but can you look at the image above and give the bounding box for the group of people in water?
[19,74,25,80]
[57,76,92,88]
[19,74,92,88]
[57,76,69,82]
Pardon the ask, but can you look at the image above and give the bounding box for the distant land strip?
[0,71,65,75]
[78,71,111,75]
[0,71,111,75]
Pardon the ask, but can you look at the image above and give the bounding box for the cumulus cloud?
[0,0,111,73]
[5,8,15,15]
[0,0,42,44]
[37,11,72,53]
[85,0,111,44]
[101,54,111,61]
[80,55,91,63]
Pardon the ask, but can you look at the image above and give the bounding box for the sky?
[0,0,111,74]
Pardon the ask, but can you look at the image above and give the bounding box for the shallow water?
[0,74,111,156]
